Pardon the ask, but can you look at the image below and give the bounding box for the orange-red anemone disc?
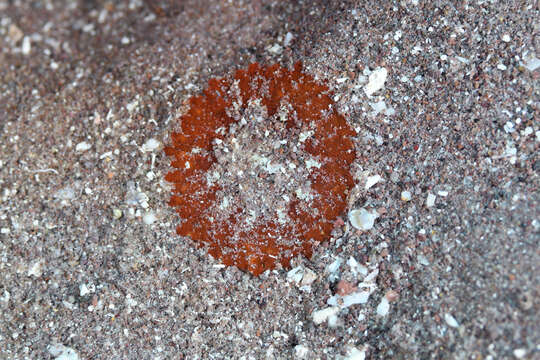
[164,62,356,275]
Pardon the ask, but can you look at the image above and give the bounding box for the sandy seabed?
[0,1,538,359]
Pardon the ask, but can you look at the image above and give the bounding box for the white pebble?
[502,34,511,42]
[312,306,339,325]
[437,190,449,197]
[426,193,436,207]
[376,297,390,316]
[348,208,378,231]
[444,313,459,328]
[364,67,388,96]
[142,211,157,225]
[75,141,91,152]
[401,190,412,201]
[497,63,507,71]
[365,174,382,190]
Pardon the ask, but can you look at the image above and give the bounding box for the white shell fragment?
[21,36,31,55]
[326,286,375,308]
[48,344,80,360]
[365,174,382,190]
[364,67,388,96]
[54,187,76,201]
[286,266,304,284]
[521,52,540,72]
[283,32,294,47]
[344,346,367,360]
[79,283,95,296]
[348,208,379,231]
[141,138,161,152]
[312,306,340,325]
[369,100,386,114]
[294,345,309,359]
[513,349,527,359]
[376,297,390,316]
[75,141,92,152]
[444,313,459,328]
[426,193,436,207]
[142,211,157,224]
[27,261,43,277]
[342,291,371,307]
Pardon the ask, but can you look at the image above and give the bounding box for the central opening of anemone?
[206,97,320,232]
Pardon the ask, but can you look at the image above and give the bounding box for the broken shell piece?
[141,138,161,152]
[312,306,340,325]
[365,174,382,190]
[364,67,388,96]
[348,208,379,231]
[376,297,390,316]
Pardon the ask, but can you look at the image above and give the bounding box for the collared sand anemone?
[165,62,356,275]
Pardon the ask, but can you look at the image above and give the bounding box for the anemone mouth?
[164,62,356,276]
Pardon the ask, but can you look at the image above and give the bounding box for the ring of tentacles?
[164,62,356,276]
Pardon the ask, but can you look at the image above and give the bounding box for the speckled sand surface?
[0,1,538,359]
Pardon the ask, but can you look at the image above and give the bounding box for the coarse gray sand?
[0,0,538,359]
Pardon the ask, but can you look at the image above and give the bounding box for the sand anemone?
[164,62,356,275]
